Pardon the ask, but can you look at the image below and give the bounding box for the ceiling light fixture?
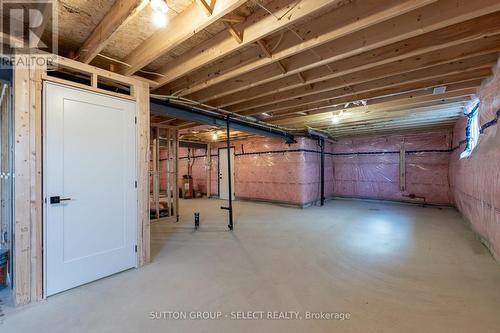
[151,0,169,27]
[212,132,219,141]
[152,11,167,27]
[331,110,344,124]
[151,0,169,13]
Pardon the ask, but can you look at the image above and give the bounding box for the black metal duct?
[151,98,296,144]
[179,140,208,150]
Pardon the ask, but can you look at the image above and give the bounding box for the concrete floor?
[2,198,500,332]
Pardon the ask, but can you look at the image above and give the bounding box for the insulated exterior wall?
[331,131,453,205]
[449,57,500,260]
[177,138,321,205]
[176,131,452,206]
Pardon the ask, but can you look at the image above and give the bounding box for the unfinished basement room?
[1,0,500,332]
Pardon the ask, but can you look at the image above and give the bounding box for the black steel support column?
[320,138,325,206]
[221,115,234,230]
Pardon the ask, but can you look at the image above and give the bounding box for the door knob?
[50,196,72,204]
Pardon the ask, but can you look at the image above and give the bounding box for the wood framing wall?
[13,56,151,305]
[150,126,179,222]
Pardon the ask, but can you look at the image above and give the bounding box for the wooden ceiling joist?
[297,79,482,118]
[239,63,493,116]
[257,69,490,118]
[272,88,476,125]
[151,0,350,88]
[176,0,500,103]
[75,0,148,64]
[115,0,249,76]
[226,50,499,112]
[330,123,456,138]
[208,33,500,108]
[157,0,437,96]
[295,103,467,129]
[327,116,460,134]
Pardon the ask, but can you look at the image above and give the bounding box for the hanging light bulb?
[331,115,340,124]
[212,132,219,141]
[151,0,169,13]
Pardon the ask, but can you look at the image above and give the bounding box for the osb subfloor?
[3,198,500,332]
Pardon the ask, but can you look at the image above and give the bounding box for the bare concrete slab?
[2,199,500,332]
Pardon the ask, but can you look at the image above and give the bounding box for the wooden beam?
[158,0,436,95]
[227,51,499,112]
[211,35,500,108]
[271,87,476,125]
[327,116,461,134]
[152,0,346,87]
[75,0,148,64]
[176,0,500,102]
[296,102,467,128]
[116,0,249,75]
[240,61,493,115]
[290,79,482,119]
[224,22,244,44]
[331,123,456,138]
[252,70,488,118]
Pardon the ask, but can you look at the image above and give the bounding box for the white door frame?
[42,82,138,297]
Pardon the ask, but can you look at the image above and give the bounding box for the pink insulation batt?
[175,131,453,206]
[449,58,500,260]
[331,130,452,204]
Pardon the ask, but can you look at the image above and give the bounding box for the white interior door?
[219,147,235,200]
[44,82,137,297]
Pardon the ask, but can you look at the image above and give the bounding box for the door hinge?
[134,117,137,124]
[135,181,137,188]
[135,245,138,253]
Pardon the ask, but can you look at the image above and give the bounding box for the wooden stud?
[135,81,151,267]
[206,143,212,197]
[13,63,32,305]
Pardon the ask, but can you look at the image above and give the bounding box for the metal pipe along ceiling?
[150,97,296,144]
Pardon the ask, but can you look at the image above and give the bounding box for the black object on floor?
[194,212,200,230]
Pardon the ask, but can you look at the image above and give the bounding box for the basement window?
[460,102,480,159]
